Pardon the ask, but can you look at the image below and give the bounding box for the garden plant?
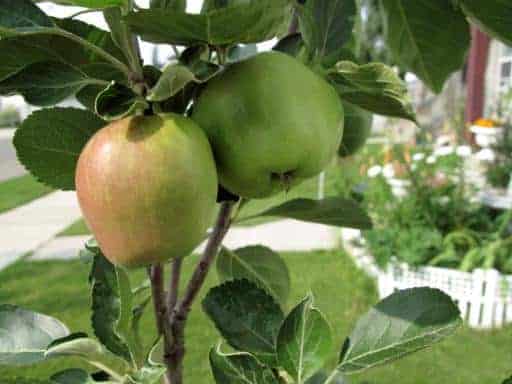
[1,1,511,384]
[359,142,512,274]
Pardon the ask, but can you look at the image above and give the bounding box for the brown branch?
[148,264,166,336]
[288,9,299,34]
[176,201,234,315]
[164,201,236,384]
[167,257,183,313]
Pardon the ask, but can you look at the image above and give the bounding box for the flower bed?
[342,228,512,329]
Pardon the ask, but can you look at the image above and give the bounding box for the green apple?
[192,51,344,198]
[338,102,373,157]
[75,114,218,268]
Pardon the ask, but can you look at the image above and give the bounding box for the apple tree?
[1,0,511,383]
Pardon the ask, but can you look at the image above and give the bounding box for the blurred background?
[2,1,512,384]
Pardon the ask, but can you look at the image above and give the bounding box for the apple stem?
[161,201,236,384]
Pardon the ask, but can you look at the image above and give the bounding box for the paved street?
[0,129,26,182]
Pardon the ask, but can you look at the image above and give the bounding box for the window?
[499,44,512,91]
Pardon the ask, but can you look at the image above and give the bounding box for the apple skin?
[338,102,373,157]
[75,113,218,268]
[192,51,344,199]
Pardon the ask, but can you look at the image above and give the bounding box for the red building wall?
[465,26,491,124]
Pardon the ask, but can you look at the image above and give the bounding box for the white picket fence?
[341,228,512,329]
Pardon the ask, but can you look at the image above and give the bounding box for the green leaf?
[124,337,166,383]
[338,287,462,374]
[77,62,129,112]
[297,0,357,64]
[51,369,114,384]
[277,294,332,383]
[460,0,512,45]
[0,0,55,36]
[209,345,279,384]
[0,61,106,106]
[89,250,135,363]
[103,7,143,72]
[125,0,291,45]
[53,18,127,65]
[151,0,186,11]
[95,82,149,121]
[327,61,416,122]
[41,0,126,7]
[45,333,110,363]
[131,295,152,354]
[127,365,166,384]
[202,279,284,365]
[305,371,345,384]
[0,39,53,82]
[147,62,220,102]
[13,107,105,190]
[201,0,251,13]
[0,304,69,366]
[217,246,291,305]
[0,18,126,96]
[242,197,372,229]
[503,376,512,384]
[380,0,470,93]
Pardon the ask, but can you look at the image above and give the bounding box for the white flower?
[426,155,436,164]
[456,145,472,157]
[434,146,455,156]
[411,163,418,171]
[475,148,496,162]
[412,153,425,161]
[383,163,395,178]
[436,135,452,147]
[367,165,382,178]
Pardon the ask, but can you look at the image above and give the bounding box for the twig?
[175,201,235,316]
[164,201,236,384]
[148,265,166,336]
[167,257,183,312]
[288,9,299,34]
[47,28,132,78]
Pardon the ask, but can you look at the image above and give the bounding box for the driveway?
[0,129,26,182]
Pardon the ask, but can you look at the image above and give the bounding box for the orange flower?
[474,118,498,127]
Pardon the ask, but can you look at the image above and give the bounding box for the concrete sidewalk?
[0,128,15,140]
[29,219,341,263]
[0,191,82,269]
[0,128,26,181]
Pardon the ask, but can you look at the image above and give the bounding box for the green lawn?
[1,250,511,384]
[58,163,347,236]
[0,174,53,214]
[58,218,90,236]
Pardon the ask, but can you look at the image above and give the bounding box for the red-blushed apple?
[75,113,218,268]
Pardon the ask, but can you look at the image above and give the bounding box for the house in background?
[485,41,512,117]
[398,28,512,141]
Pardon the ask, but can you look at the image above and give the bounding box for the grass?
[1,250,511,384]
[0,174,53,214]
[58,218,90,237]
[58,163,346,236]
